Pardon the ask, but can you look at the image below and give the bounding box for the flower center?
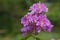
[38,4,41,8]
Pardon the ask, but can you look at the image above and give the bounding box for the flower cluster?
[29,2,48,14]
[20,2,53,36]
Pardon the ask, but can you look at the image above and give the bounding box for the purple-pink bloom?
[20,2,53,36]
[20,13,53,36]
[36,13,53,32]
[29,2,48,13]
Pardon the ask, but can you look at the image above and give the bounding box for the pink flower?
[29,2,48,13]
[20,2,53,36]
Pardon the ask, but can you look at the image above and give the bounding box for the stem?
[31,34,41,40]
[21,34,31,40]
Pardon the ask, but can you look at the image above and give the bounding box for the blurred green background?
[0,0,60,40]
